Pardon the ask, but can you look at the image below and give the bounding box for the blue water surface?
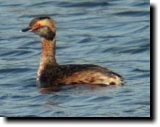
[0,0,150,117]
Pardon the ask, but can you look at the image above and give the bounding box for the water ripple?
[87,96,113,102]
[57,1,110,8]
[0,0,150,117]
[114,10,149,17]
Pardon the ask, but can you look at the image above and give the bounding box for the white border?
[0,0,157,127]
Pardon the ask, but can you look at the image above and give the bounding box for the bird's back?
[37,64,123,89]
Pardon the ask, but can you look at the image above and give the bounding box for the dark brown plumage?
[22,16,123,92]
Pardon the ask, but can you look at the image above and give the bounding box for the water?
[0,0,150,117]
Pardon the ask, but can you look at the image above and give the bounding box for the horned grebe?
[22,16,123,92]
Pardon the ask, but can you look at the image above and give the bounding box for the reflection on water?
[0,0,150,117]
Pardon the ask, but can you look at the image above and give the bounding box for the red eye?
[32,23,42,31]
[37,23,41,27]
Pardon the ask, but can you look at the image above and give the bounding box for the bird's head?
[22,16,56,40]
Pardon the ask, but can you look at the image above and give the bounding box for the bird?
[22,16,123,92]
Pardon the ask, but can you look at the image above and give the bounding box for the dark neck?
[40,38,57,66]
